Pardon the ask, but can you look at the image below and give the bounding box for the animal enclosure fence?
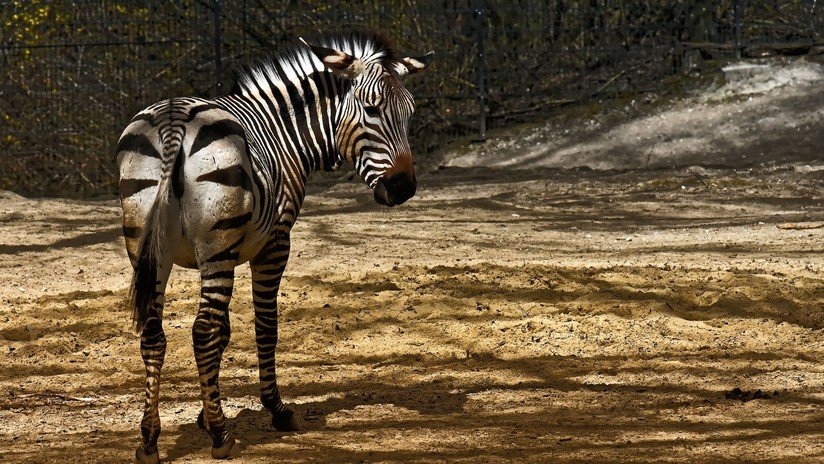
[1,0,822,197]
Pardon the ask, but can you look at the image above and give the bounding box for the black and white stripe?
[118,31,433,462]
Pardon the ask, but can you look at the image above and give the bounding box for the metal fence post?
[475,0,487,142]
[733,0,742,59]
[242,0,247,53]
[214,0,223,94]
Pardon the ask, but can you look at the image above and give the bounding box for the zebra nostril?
[373,178,393,207]
[384,172,416,205]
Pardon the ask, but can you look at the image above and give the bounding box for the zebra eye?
[363,106,380,118]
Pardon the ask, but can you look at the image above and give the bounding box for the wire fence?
[1,0,822,197]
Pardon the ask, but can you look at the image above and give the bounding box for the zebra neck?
[218,70,344,182]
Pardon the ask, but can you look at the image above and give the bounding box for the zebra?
[117,31,433,463]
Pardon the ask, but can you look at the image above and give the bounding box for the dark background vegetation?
[0,0,821,197]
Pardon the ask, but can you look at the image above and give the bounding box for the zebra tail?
[130,102,184,333]
[129,189,166,334]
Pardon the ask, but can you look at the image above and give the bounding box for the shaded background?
[0,0,822,197]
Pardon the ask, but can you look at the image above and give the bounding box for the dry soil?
[0,163,822,463]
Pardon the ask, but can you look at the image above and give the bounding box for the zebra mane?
[231,31,399,94]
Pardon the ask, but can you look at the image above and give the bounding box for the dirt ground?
[0,162,822,463]
[1,58,823,463]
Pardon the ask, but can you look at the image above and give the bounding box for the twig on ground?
[693,173,709,189]
[592,70,626,97]
[776,222,824,230]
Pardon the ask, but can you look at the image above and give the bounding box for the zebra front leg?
[251,236,299,431]
[192,264,238,459]
[135,265,171,464]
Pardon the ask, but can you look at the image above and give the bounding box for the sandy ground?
[0,163,822,463]
[1,57,823,463]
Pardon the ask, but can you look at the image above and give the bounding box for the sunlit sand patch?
[326,404,421,428]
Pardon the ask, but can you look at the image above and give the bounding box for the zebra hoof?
[272,408,300,431]
[135,445,160,464]
[210,436,238,459]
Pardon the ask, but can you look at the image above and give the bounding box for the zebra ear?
[393,51,435,77]
[299,37,365,79]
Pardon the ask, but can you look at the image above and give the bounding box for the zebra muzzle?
[374,172,416,207]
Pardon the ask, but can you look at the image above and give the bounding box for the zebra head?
[302,38,434,206]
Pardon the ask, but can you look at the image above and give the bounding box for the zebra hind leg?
[192,263,238,459]
[195,270,234,432]
[135,263,172,464]
[251,237,300,431]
